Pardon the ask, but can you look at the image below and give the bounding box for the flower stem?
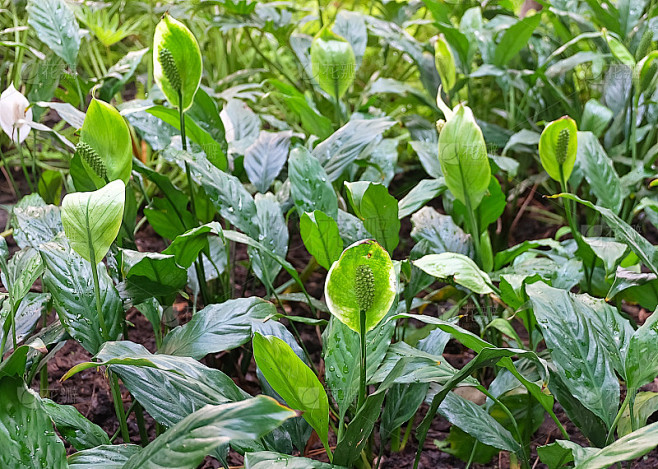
[358,307,367,410]
[0,146,20,198]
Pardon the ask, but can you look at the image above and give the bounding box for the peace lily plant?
[5,2,658,469]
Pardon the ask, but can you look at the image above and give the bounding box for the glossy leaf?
[11,197,62,249]
[40,240,123,353]
[68,445,141,469]
[2,247,43,302]
[345,181,400,253]
[527,282,619,428]
[438,391,522,453]
[555,193,658,275]
[245,451,344,468]
[576,131,622,214]
[300,211,342,270]
[0,376,67,468]
[42,398,109,450]
[414,252,495,294]
[325,240,397,333]
[323,311,395,419]
[253,333,330,451]
[625,310,658,391]
[119,250,188,303]
[244,130,291,193]
[161,297,276,359]
[61,179,125,264]
[313,118,394,181]
[123,396,295,469]
[27,0,80,67]
[310,27,356,99]
[288,146,337,218]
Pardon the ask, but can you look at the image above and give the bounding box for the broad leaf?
[345,182,400,254]
[253,333,330,451]
[40,240,123,353]
[313,118,395,181]
[414,252,495,294]
[27,0,80,67]
[527,282,619,428]
[438,391,522,453]
[300,211,343,270]
[494,13,541,67]
[288,146,337,218]
[245,451,344,468]
[0,376,67,468]
[42,398,109,450]
[160,297,276,359]
[123,396,295,469]
[244,131,291,193]
[68,445,141,469]
[625,310,658,391]
[577,131,622,214]
[555,193,658,275]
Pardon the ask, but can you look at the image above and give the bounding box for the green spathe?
[325,240,396,333]
[438,104,491,209]
[79,99,132,185]
[539,117,578,182]
[153,13,202,111]
[311,27,356,99]
[61,180,126,265]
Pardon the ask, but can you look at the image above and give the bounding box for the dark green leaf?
[123,396,295,469]
[0,376,67,468]
[27,0,80,67]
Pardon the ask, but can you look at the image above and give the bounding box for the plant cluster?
[3,1,658,468]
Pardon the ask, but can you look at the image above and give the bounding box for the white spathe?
[0,84,33,144]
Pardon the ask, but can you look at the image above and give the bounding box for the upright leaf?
[527,282,619,428]
[576,131,622,214]
[253,333,330,451]
[244,131,292,193]
[345,182,400,254]
[493,13,542,67]
[300,211,343,270]
[27,0,80,67]
[288,146,337,218]
[40,240,123,353]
